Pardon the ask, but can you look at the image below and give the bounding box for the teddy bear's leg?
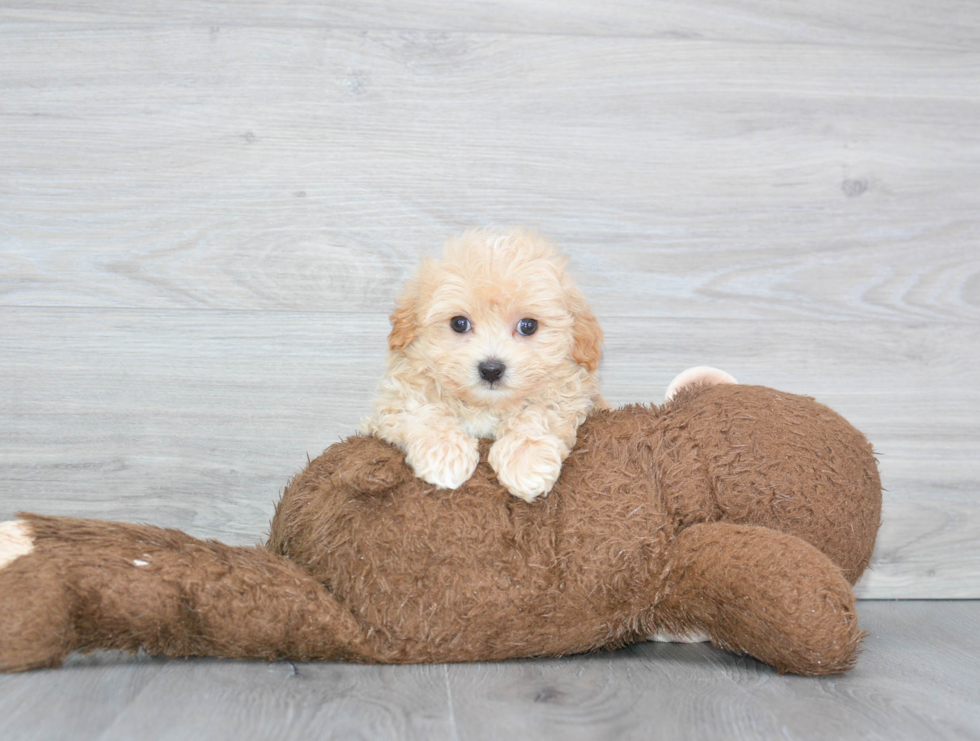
[651,522,863,675]
[0,514,386,673]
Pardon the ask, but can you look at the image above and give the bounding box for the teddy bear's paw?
[489,434,563,503]
[330,437,411,496]
[665,366,738,402]
[0,520,73,672]
[406,430,480,490]
[0,520,34,570]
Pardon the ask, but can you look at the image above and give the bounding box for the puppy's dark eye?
[516,318,538,336]
[450,316,472,334]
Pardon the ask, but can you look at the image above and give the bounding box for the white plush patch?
[665,366,739,402]
[648,631,711,643]
[133,559,150,567]
[0,520,34,569]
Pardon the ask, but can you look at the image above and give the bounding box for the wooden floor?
[2,0,979,737]
[0,601,977,741]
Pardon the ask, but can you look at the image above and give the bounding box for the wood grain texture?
[1,310,977,596]
[2,0,978,50]
[98,661,454,741]
[1,28,977,321]
[1,1,978,602]
[445,601,980,741]
[0,601,978,741]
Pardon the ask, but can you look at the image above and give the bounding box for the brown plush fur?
[0,384,880,675]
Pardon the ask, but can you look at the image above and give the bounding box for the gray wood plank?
[0,602,977,741]
[0,309,385,543]
[0,652,160,741]
[2,309,977,597]
[0,26,977,323]
[446,601,980,740]
[2,1,978,50]
[97,662,454,741]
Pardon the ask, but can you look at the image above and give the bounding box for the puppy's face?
[388,230,602,411]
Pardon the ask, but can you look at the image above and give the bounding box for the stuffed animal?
[0,370,881,675]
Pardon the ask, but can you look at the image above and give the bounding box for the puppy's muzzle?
[478,359,506,384]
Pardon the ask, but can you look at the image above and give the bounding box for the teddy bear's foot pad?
[665,366,738,401]
[0,520,33,569]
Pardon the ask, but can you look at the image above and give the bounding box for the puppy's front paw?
[489,435,564,503]
[405,431,480,490]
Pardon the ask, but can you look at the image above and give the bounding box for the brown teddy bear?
[0,372,881,676]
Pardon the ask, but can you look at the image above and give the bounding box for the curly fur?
[361,228,604,502]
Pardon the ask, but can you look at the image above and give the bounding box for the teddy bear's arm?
[651,522,863,676]
[0,514,385,672]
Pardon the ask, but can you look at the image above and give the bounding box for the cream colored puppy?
[361,228,604,502]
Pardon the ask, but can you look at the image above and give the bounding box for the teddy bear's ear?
[569,288,603,372]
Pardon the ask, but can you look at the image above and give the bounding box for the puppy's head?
[389,228,602,409]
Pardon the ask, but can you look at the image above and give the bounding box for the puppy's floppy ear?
[388,256,435,351]
[569,288,603,372]
[388,286,420,351]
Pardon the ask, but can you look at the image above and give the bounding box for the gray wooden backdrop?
[1,0,978,600]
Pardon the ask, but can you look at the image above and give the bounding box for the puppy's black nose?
[478,359,506,383]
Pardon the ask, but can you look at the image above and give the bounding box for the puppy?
[361,228,604,502]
